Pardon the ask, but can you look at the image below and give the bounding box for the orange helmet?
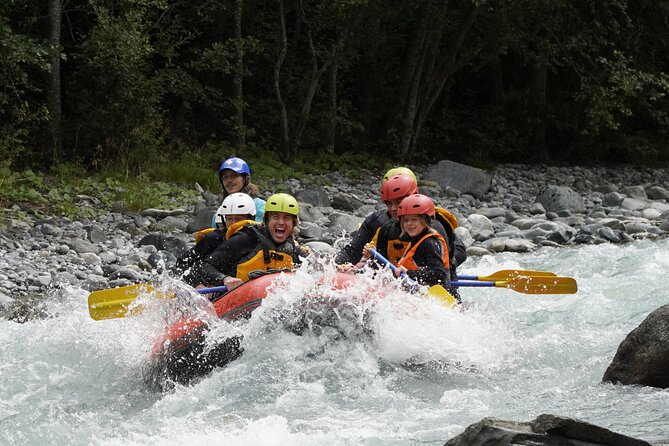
[397,194,435,217]
[380,174,418,201]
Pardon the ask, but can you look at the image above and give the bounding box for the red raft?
[145,272,357,388]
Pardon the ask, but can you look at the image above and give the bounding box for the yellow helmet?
[383,167,416,183]
[265,193,299,216]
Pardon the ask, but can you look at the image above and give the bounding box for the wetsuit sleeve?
[334,213,379,265]
[452,234,467,267]
[431,219,467,268]
[405,237,450,288]
[174,231,225,277]
[192,232,255,286]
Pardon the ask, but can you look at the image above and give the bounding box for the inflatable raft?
[145,272,357,388]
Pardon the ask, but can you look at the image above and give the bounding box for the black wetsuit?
[334,209,392,265]
[193,225,301,286]
[174,229,227,286]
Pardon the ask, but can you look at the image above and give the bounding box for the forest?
[2,0,669,173]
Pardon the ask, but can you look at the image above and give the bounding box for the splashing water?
[1,240,668,445]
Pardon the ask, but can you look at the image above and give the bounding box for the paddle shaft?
[369,248,417,287]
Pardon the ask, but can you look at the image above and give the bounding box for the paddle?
[88,284,228,321]
[369,248,458,307]
[452,277,577,294]
[457,270,557,281]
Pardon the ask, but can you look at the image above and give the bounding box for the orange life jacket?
[397,231,450,271]
[371,226,408,266]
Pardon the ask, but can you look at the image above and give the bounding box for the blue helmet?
[218,157,251,176]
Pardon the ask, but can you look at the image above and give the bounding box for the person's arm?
[192,232,253,286]
[177,231,226,285]
[405,238,450,287]
[334,212,380,265]
[451,234,467,267]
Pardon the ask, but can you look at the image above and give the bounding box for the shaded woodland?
[2,0,668,172]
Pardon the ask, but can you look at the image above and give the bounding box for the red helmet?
[380,174,418,201]
[397,194,435,217]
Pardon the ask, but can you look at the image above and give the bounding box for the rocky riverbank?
[2,161,669,318]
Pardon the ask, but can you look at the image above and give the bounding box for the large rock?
[602,304,669,388]
[445,414,652,446]
[295,186,331,207]
[186,206,217,233]
[424,160,491,198]
[535,186,585,213]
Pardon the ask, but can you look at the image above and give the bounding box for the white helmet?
[215,192,256,224]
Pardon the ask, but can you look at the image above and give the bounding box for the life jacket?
[433,207,459,265]
[398,231,450,271]
[234,226,296,282]
[371,224,408,266]
[225,219,259,240]
[194,227,216,243]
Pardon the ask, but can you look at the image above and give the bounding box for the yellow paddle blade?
[466,269,557,282]
[425,284,458,308]
[87,284,169,321]
[498,276,578,294]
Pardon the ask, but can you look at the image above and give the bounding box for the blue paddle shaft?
[196,285,228,294]
[370,248,495,289]
[451,281,495,288]
[369,248,418,288]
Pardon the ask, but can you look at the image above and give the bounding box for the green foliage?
[1,0,668,170]
[0,8,49,167]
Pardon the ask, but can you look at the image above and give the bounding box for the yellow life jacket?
[234,227,296,282]
[194,227,216,243]
[225,219,259,240]
[435,207,458,231]
[398,232,450,271]
[371,226,408,266]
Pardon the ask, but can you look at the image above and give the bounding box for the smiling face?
[267,211,295,243]
[400,214,427,237]
[384,198,405,220]
[220,170,245,194]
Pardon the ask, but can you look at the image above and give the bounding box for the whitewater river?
[1,239,668,445]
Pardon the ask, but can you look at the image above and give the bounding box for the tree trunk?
[290,14,330,160]
[530,61,550,162]
[399,5,480,159]
[48,0,63,166]
[233,0,245,150]
[274,0,291,162]
[386,0,431,149]
[326,52,337,154]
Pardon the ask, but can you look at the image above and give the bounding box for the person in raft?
[195,193,305,291]
[175,193,257,285]
[335,167,466,274]
[212,156,266,227]
[391,193,452,291]
[334,167,419,271]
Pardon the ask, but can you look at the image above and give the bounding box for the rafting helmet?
[217,192,256,223]
[218,156,251,176]
[383,167,416,183]
[380,174,419,201]
[265,193,299,216]
[397,194,435,217]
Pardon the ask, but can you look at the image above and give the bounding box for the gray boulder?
[602,304,669,388]
[295,186,331,207]
[535,186,585,213]
[445,414,651,446]
[424,160,491,198]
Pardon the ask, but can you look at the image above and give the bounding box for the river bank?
[2,161,669,318]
